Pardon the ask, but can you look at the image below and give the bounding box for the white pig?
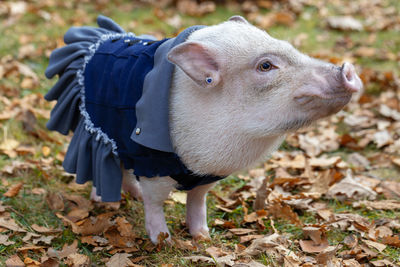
[45,15,362,244]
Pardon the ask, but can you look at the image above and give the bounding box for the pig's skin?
[94,16,362,244]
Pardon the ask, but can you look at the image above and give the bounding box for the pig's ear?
[167,42,221,88]
[228,15,249,24]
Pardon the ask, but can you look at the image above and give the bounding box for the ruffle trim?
[45,15,133,201]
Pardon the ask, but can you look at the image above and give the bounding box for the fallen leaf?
[0,217,26,232]
[106,253,132,267]
[46,192,64,211]
[3,182,23,197]
[239,234,264,243]
[229,228,256,236]
[344,234,358,248]
[42,146,51,157]
[363,239,386,252]
[31,188,46,195]
[31,224,61,234]
[326,170,377,200]
[65,253,91,267]
[327,16,363,31]
[206,246,227,258]
[299,239,329,253]
[0,234,15,246]
[267,201,302,226]
[382,235,400,248]
[47,240,78,259]
[170,191,187,204]
[5,254,24,267]
[353,200,400,210]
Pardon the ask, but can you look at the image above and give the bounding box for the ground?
[0,0,400,266]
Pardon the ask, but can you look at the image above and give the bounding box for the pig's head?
[167,16,362,176]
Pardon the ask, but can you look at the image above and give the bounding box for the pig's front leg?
[186,182,216,240]
[140,176,176,244]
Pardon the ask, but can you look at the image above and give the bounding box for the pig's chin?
[295,94,352,118]
[278,94,352,133]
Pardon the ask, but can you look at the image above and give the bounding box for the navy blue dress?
[45,15,224,201]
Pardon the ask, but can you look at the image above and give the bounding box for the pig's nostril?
[341,62,361,93]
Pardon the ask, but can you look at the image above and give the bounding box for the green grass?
[1,0,400,265]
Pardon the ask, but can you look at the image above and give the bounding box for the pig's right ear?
[167,42,221,88]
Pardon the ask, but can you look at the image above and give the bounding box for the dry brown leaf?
[58,212,114,236]
[353,200,400,210]
[327,16,363,31]
[0,138,20,158]
[382,235,400,248]
[183,255,214,264]
[80,235,98,246]
[370,259,396,267]
[104,226,135,248]
[378,181,400,198]
[31,224,61,234]
[300,226,329,253]
[41,146,51,157]
[363,239,386,252]
[239,234,264,243]
[66,209,89,222]
[170,191,186,204]
[65,253,91,267]
[17,245,46,253]
[326,170,377,200]
[206,246,227,258]
[23,257,40,266]
[229,228,256,236]
[3,182,23,197]
[31,188,46,195]
[299,239,329,253]
[0,217,26,232]
[47,239,78,259]
[172,238,196,251]
[106,253,132,267]
[344,234,358,248]
[0,234,15,246]
[267,201,302,226]
[5,254,24,267]
[40,257,59,267]
[46,192,64,211]
[32,235,55,245]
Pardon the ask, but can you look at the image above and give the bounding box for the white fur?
[121,169,142,200]
[186,182,216,239]
[169,20,359,176]
[139,176,176,243]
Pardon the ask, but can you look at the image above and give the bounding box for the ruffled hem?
[45,15,132,202]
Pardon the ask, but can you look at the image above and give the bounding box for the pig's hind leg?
[122,169,143,201]
[140,176,176,244]
[186,182,216,240]
[90,186,102,202]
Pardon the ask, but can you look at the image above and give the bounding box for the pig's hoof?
[90,187,102,202]
[149,231,172,245]
[192,228,211,241]
[122,182,143,201]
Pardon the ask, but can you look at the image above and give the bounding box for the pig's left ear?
[167,42,221,88]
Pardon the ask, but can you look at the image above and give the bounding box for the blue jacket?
[45,15,224,201]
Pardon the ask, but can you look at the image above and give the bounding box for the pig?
[45,15,362,244]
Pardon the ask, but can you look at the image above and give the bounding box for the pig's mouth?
[278,118,314,132]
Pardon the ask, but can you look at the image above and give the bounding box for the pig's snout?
[341,62,362,93]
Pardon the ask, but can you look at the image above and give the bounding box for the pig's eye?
[258,61,273,72]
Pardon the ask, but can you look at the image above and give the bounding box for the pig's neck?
[169,74,285,177]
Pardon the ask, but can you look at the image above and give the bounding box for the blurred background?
[0,1,400,266]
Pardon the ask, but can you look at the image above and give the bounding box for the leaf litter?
[1,0,400,266]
